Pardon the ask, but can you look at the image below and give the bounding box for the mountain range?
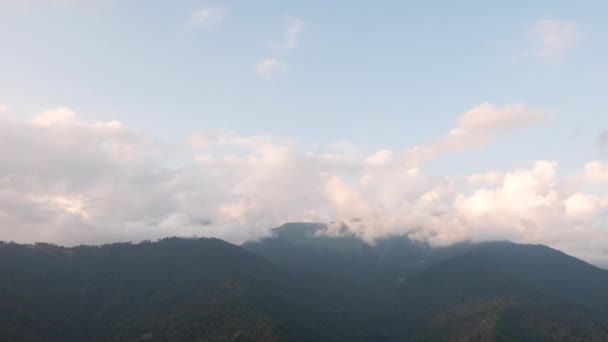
[1,222,608,341]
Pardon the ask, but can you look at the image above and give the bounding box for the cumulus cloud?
[365,150,393,166]
[402,103,545,167]
[30,107,76,126]
[256,58,285,79]
[585,161,608,184]
[527,18,581,62]
[186,7,228,30]
[467,171,505,186]
[1,105,608,266]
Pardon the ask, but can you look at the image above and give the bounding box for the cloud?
[527,18,581,62]
[255,16,302,79]
[186,7,228,30]
[0,105,8,119]
[458,102,544,130]
[401,103,545,167]
[364,150,393,166]
[467,171,505,186]
[30,107,76,126]
[585,161,608,184]
[282,17,303,49]
[256,59,286,79]
[1,105,608,266]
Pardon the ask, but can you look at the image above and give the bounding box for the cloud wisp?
[1,104,607,266]
[282,16,303,49]
[256,58,286,79]
[185,7,228,30]
[401,103,545,167]
[255,16,303,79]
[527,18,581,62]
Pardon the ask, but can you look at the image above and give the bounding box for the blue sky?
[2,0,607,171]
[1,1,608,264]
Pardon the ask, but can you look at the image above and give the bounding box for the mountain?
[243,222,488,279]
[245,223,608,341]
[398,242,608,310]
[0,237,366,342]
[390,243,608,340]
[2,223,608,341]
[243,223,484,313]
[405,295,608,341]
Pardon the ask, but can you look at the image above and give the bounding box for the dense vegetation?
[2,223,608,341]
[0,237,364,341]
[246,223,608,340]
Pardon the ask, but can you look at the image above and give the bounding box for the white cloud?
[255,16,303,79]
[402,102,545,167]
[186,7,228,30]
[458,103,544,131]
[322,158,608,266]
[282,17,303,49]
[365,150,393,166]
[585,161,608,183]
[256,58,285,79]
[565,193,602,217]
[467,171,505,186]
[1,105,608,266]
[527,18,581,62]
[456,161,559,219]
[30,107,76,126]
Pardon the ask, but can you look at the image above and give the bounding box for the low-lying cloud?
[1,104,608,266]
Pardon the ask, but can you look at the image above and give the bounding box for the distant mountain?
[2,223,608,341]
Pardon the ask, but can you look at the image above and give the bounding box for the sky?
[1,0,608,266]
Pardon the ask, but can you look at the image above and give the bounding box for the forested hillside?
[2,223,608,341]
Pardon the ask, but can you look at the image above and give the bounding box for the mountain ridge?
[1,223,608,341]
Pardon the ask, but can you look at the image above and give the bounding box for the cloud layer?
[1,105,607,266]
